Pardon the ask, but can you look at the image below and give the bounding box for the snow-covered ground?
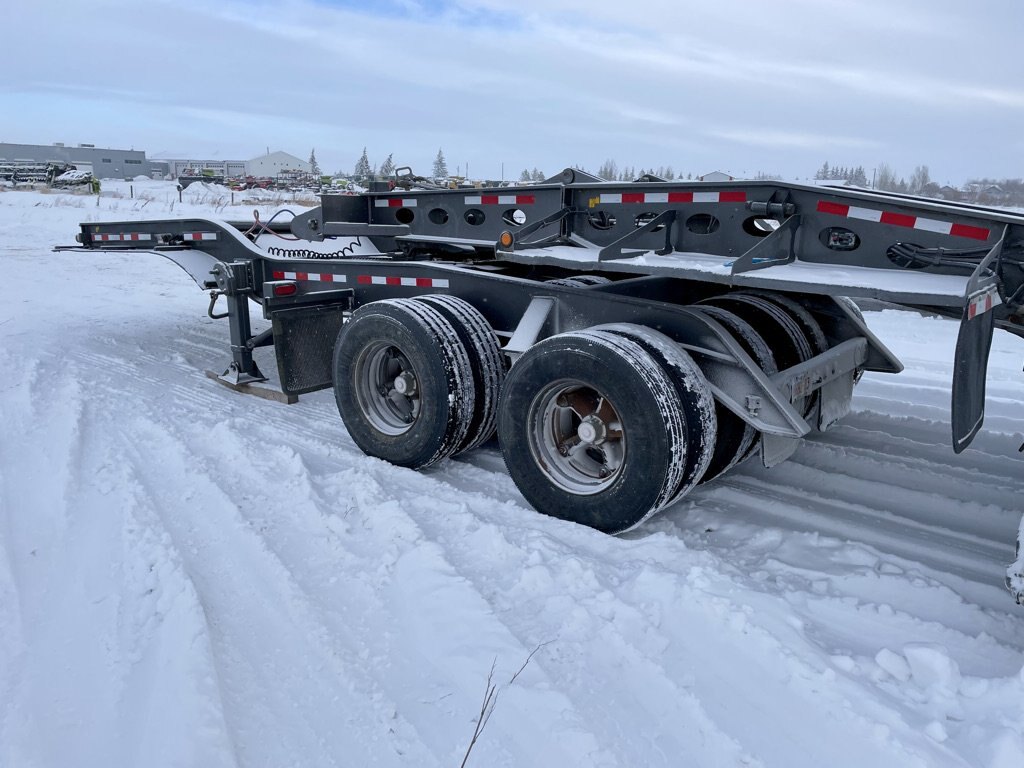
[1,182,1023,768]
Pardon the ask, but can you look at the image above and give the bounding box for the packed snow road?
[1,184,1023,767]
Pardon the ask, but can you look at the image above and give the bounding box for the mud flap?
[272,303,350,396]
[951,226,1005,453]
[951,291,996,452]
[950,282,999,450]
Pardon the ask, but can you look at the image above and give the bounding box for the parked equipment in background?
[1,160,84,186]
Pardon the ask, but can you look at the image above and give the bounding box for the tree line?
[334,148,1024,206]
[814,160,1024,205]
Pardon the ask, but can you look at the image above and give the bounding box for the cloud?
[1,0,1021,181]
[709,129,880,151]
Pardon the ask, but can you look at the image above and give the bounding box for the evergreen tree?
[432,148,448,180]
[519,168,532,182]
[308,148,321,178]
[354,147,372,183]
[378,153,395,178]
[531,167,544,182]
[664,166,675,180]
[815,161,830,181]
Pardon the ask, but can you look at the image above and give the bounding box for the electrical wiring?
[247,208,363,258]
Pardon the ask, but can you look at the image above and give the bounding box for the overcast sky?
[2,0,1022,184]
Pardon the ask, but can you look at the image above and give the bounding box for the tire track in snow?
[398,470,955,768]
[696,473,1006,596]
[341,467,759,768]
[115,415,442,768]
[810,421,1022,492]
[64,316,439,765]
[0,354,236,768]
[176,418,558,766]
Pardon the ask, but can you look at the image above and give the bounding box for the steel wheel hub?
[530,380,625,495]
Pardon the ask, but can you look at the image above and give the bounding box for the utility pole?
[871,167,876,189]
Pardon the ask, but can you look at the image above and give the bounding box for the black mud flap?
[272,303,350,396]
[951,284,1000,452]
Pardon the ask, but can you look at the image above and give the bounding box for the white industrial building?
[698,170,736,182]
[248,150,311,178]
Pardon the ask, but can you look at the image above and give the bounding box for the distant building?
[698,170,735,182]
[248,150,311,178]
[0,142,152,179]
[156,158,248,179]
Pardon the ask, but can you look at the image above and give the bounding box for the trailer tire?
[740,292,828,356]
[497,329,688,534]
[702,293,813,372]
[595,323,717,499]
[544,275,612,288]
[691,304,778,482]
[702,292,814,429]
[414,294,505,453]
[333,298,475,469]
[733,290,828,420]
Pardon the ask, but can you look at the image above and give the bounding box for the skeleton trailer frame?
[60,169,1024,600]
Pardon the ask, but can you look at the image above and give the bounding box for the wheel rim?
[528,380,626,495]
[353,341,420,435]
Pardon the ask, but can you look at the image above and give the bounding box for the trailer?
[58,168,1024,601]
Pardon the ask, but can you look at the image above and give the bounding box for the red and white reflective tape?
[967,288,1001,319]
[182,232,218,241]
[816,201,990,241]
[271,271,346,283]
[374,198,418,208]
[464,194,536,205]
[596,191,746,204]
[356,275,450,288]
[93,232,152,242]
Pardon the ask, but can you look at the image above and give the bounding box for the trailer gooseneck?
[59,169,1024,600]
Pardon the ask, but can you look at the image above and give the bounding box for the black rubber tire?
[596,323,717,500]
[544,274,612,288]
[333,298,474,469]
[414,294,505,453]
[497,329,688,534]
[733,290,829,421]
[740,292,828,356]
[702,292,815,434]
[691,304,778,482]
[701,293,812,371]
